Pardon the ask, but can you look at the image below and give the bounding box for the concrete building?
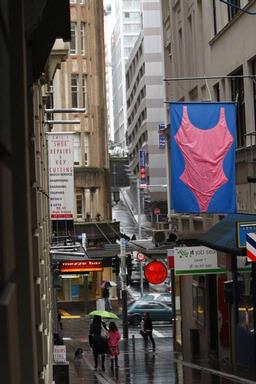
[52,0,121,309]
[161,0,256,374]
[111,0,142,147]
[126,0,167,214]
[0,2,70,384]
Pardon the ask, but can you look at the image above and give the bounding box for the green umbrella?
[88,310,119,320]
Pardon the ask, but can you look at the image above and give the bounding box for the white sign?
[48,133,74,220]
[136,252,146,262]
[53,345,66,363]
[174,246,225,276]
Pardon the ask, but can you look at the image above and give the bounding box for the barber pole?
[246,233,256,262]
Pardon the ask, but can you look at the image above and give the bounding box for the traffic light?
[140,167,146,181]
[112,255,120,274]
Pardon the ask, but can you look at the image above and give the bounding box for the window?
[84,134,89,166]
[70,0,76,3]
[82,74,88,109]
[124,12,130,18]
[212,0,217,35]
[213,82,220,101]
[80,22,85,55]
[76,194,83,219]
[71,74,78,108]
[227,0,240,21]
[231,68,245,147]
[80,0,85,3]
[70,22,77,54]
[192,284,205,326]
[252,60,256,133]
[73,133,81,165]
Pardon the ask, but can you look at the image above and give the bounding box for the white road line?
[152,329,164,337]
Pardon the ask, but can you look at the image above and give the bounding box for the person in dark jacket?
[140,312,156,351]
[102,282,112,310]
[89,315,109,370]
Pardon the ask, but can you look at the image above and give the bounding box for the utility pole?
[137,178,142,239]
[120,238,128,338]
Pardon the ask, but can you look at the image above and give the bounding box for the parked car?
[140,292,172,307]
[127,300,172,325]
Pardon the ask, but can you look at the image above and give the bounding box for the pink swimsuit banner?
[170,102,236,213]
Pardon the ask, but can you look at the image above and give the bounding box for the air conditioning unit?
[152,230,178,246]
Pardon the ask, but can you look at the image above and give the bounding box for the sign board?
[139,149,146,168]
[136,252,146,262]
[159,134,166,149]
[53,345,66,363]
[167,249,174,269]
[60,260,103,274]
[174,246,225,276]
[48,133,74,220]
[237,222,256,248]
[246,233,256,262]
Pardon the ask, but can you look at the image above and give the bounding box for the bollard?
[132,334,135,353]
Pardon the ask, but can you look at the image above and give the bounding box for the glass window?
[252,60,256,133]
[76,194,83,219]
[227,0,240,21]
[70,22,77,54]
[124,12,130,18]
[71,74,78,108]
[73,133,81,165]
[192,284,205,326]
[231,68,245,147]
[82,74,88,110]
[80,22,85,55]
[84,134,89,166]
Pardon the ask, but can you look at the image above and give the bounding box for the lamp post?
[119,238,128,339]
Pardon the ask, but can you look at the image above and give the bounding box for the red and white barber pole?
[246,233,256,262]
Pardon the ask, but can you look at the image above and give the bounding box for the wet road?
[112,198,150,239]
[64,316,247,384]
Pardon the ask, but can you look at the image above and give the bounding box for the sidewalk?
[61,315,256,384]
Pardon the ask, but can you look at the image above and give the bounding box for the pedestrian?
[105,321,121,369]
[140,312,156,351]
[89,315,109,371]
[103,282,112,310]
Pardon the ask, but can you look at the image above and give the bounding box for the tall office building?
[111,0,142,147]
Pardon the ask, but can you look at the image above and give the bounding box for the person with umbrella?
[89,315,109,371]
[102,281,112,310]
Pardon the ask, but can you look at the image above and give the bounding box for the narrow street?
[63,315,248,384]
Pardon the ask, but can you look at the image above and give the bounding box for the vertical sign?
[139,149,147,189]
[159,123,166,149]
[48,133,74,220]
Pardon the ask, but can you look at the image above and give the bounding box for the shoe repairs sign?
[174,246,225,276]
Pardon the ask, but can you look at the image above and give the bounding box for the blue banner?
[169,102,236,213]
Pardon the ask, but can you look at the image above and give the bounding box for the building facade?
[126,0,167,212]
[161,0,256,373]
[0,2,70,383]
[111,0,142,147]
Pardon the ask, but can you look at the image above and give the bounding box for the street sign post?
[136,252,146,297]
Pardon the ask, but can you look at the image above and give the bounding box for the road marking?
[63,337,72,341]
[82,354,116,384]
[59,309,81,319]
[153,329,164,337]
[174,358,256,384]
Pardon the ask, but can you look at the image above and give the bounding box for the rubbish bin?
[53,362,69,384]
[96,298,105,310]
[190,329,200,355]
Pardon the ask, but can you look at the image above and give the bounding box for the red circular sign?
[144,261,167,284]
[136,252,146,262]
[154,207,160,215]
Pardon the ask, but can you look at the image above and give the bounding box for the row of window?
[70,22,86,55]
[71,74,88,109]
[70,0,86,4]
[127,64,145,108]
[127,108,147,146]
[127,86,146,126]
[126,43,143,88]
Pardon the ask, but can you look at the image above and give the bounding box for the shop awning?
[198,214,256,255]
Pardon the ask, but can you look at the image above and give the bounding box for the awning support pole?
[252,263,256,364]
[231,256,238,368]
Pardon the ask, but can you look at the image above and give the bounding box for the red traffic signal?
[140,167,146,179]
[144,260,167,284]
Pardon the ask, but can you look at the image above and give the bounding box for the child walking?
[107,322,121,369]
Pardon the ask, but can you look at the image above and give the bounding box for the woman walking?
[106,321,121,369]
[140,312,156,351]
[89,315,109,371]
